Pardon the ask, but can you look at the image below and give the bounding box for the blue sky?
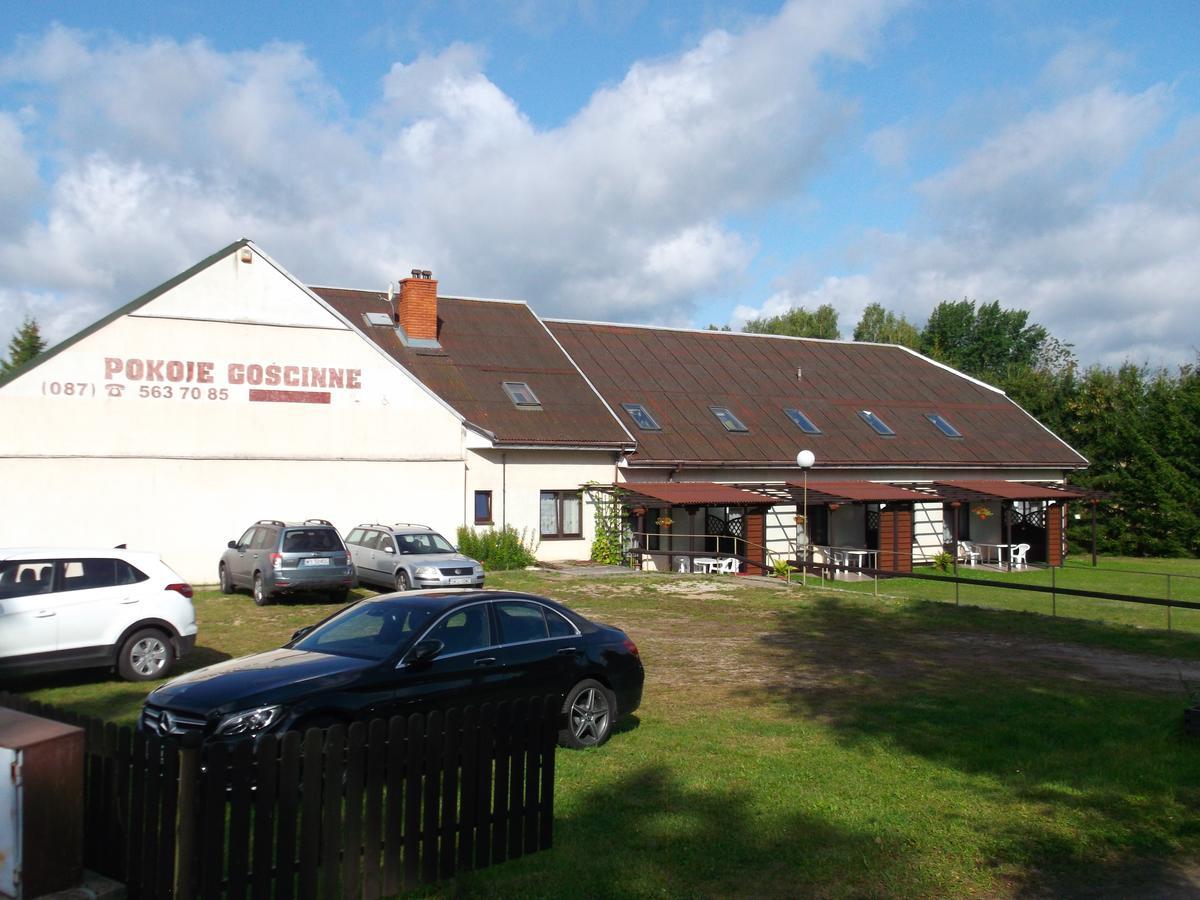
[2,1,1198,367]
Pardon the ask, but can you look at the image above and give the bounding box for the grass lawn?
[821,555,1200,639]
[10,567,1200,897]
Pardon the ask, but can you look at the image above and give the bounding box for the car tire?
[253,573,272,606]
[559,679,616,749]
[219,562,234,594]
[396,570,411,591]
[117,628,174,682]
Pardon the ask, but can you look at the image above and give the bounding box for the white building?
[0,239,1087,582]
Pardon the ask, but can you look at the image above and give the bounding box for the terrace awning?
[786,480,932,505]
[932,480,1086,502]
[617,482,774,507]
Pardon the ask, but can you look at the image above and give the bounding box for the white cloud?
[735,83,1200,368]
[0,1,901,347]
[0,112,40,236]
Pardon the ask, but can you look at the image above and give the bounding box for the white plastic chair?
[714,557,739,574]
[1011,543,1030,569]
[676,557,691,574]
[958,541,980,566]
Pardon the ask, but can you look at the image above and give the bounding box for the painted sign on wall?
[38,357,364,405]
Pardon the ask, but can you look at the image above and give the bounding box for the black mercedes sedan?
[140,590,643,749]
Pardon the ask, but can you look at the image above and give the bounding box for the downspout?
[502,452,508,530]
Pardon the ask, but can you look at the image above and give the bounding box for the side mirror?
[406,639,443,666]
[383,546,396,555]
[291,625,315,642]
[228,540,238,549]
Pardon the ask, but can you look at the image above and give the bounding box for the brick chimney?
[397,269,438,343]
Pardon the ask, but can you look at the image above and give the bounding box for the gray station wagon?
[345,524,484,592]
[219,519,356,605]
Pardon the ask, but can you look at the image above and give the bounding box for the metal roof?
[313,288,634,449]
[545,320,1088,470]
[616,482,774,507]
[786,481,933,504]
[933,480,1087,501]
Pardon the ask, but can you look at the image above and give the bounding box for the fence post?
[174,734,202,900]
[1167,574,1173,632]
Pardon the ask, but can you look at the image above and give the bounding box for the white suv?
[0,548,198,682]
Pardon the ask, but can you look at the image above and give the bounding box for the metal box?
[0,708,84,899]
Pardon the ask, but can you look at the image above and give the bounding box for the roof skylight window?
[784,408,822,435]
[925,413,962,438]
[502,381,541,408]
[858,410,895,436]
[710,406,749,433]
[621,403,661,431]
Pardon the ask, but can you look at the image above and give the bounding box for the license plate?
[449,576,472,584]
[302,558,330,567]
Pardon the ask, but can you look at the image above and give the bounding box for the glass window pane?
[562,493,581,535]
[474,490,492,523]
[545,608,575,638]
[621,403,661,431]
[859,410,895,436]
[784,408,821,434]
[496,601,549,643]
[710,406,748,432]
[540,492,559,536]
[925,413,962,438]
[427,605,492,654]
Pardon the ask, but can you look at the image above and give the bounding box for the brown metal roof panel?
[787,480,934,502]
[935,480,1086,500]
[621,482,775,506]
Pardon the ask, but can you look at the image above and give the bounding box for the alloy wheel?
[569,687,611,745]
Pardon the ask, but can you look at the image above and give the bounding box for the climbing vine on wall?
[585,484,627,565]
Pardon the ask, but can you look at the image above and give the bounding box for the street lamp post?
[796,449,816,586]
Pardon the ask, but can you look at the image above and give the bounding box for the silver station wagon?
[345,523,484,592]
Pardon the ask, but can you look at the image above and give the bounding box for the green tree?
[920,299,1046,383]
[1,317,47,375]
[743,304,839,339]
[852,303,921,348]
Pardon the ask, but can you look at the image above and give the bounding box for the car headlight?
[414,566,439,578]
[216,705,284,736]
[473,565,483,575]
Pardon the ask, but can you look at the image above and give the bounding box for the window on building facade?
[474,490,493,525]
[710,406,749,432]
[783,407,822,434]
[858,410,895,436]
[621,402,661,431]
[502,381,541,408]
[540,490,582,538]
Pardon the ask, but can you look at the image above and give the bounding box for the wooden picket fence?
[0,692,558,899]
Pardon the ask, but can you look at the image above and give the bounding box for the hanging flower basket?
[793,515,806,524]
[655,516,674,528]
[975,506,994,520]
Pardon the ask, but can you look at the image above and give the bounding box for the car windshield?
[395,532,456,554]
[293,600,436,660]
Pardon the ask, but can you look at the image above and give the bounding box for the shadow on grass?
[453,763,923,898]
[743,596,1200,897]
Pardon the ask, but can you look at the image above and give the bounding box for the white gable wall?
[0,245,472,581]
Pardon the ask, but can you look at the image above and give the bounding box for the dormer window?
[784,408,821,435]
[621,403,661,431]
[710,406,748,432]
[925,413,962,438]
[502,381,541,408]
[858,410,895,436]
